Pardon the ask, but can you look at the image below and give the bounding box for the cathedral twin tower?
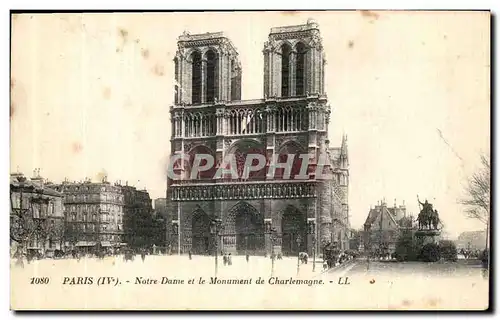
[173,18,325,106]
[168,19,350,256]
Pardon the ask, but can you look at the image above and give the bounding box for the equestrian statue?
[416,196,441,230]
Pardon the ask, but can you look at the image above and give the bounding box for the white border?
[2,1,497,318]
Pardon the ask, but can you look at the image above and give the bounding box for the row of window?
[68,212,123,224]
[66,204,123,213]
[65,193,124,202]
[70,223,123,232]
[56,186,115,193]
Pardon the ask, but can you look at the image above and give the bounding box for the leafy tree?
[123,206,163,249]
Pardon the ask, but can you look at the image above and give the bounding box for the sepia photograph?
[9,10,491,310]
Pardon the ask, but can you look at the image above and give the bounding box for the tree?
[460,154,490,249]
[395,231,419,261]
[123,206,159,249]
[64,221,84,248]
[439,240,458,262]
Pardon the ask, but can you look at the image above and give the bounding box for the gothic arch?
[205,49,219,103]
[190,51,202,104]
[275,140,306,179]
[223,201,265,254]
[280,205,307,255]
[226,139,266,180]
[202,46,221,58]
[186,145,216,180]
[191,207,212,254]
[295,42,307,96]
[280,43,292,97]
[274,105,307,132]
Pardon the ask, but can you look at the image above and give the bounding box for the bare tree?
[460,153,490,249]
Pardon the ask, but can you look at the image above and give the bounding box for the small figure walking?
[228,253,232,266]
[141,250,146,262]
[246,254,249,263]
[188,250,192,260]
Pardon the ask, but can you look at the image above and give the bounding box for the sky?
[10,11,490,238]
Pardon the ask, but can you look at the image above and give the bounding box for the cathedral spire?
[340,133,348,158]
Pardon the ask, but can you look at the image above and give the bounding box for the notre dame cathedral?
[167,19,350,256]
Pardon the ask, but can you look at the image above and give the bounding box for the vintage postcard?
[10,10,490,310]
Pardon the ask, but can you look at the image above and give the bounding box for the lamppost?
[10,176,29,255]
[172,220,179,255]
[210,218,223,276]
[266,226,278,276]
[296,235,302,276]
[307,218,316,272]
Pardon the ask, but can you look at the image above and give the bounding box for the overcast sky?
[10,11,490,237]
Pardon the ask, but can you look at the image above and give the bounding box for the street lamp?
[10,176,29,255]
[296,235,302,276]
[307,218,316,272]
[266,226,278,276]
[171,220,179,255]
[210,218,223,276]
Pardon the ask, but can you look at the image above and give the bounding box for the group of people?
[323,250,357,270]
[11,245,167,267]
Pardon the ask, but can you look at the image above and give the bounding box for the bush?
[395,231,419,262]
[439,240,458,262]
[419,243,441,262]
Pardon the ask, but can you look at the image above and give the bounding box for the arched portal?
[191,209,212,255]
[281,205,307,256]
[191,51,202,104]
[205,50,218,103]
[281,43,292,97]
[223,202,265,254]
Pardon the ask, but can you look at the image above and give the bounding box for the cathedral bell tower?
[174,31,242,106]
[262,18,326,98]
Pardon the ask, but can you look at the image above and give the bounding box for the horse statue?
[417,196,441,230]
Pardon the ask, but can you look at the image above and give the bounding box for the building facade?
[53,178,126,249]
[10,170,65,255]
[53,178,153,250]
[361,200,412,254]
[167,19,350,256]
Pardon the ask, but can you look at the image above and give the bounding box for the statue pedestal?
[415,229,441,246]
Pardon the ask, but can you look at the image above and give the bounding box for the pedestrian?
[246,254,249,263]
[188,250,192,260]
[228,253,232,266]
[323,260,328,271]
[223,253,227,266]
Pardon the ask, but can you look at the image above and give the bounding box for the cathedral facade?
[167,19,350,256]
